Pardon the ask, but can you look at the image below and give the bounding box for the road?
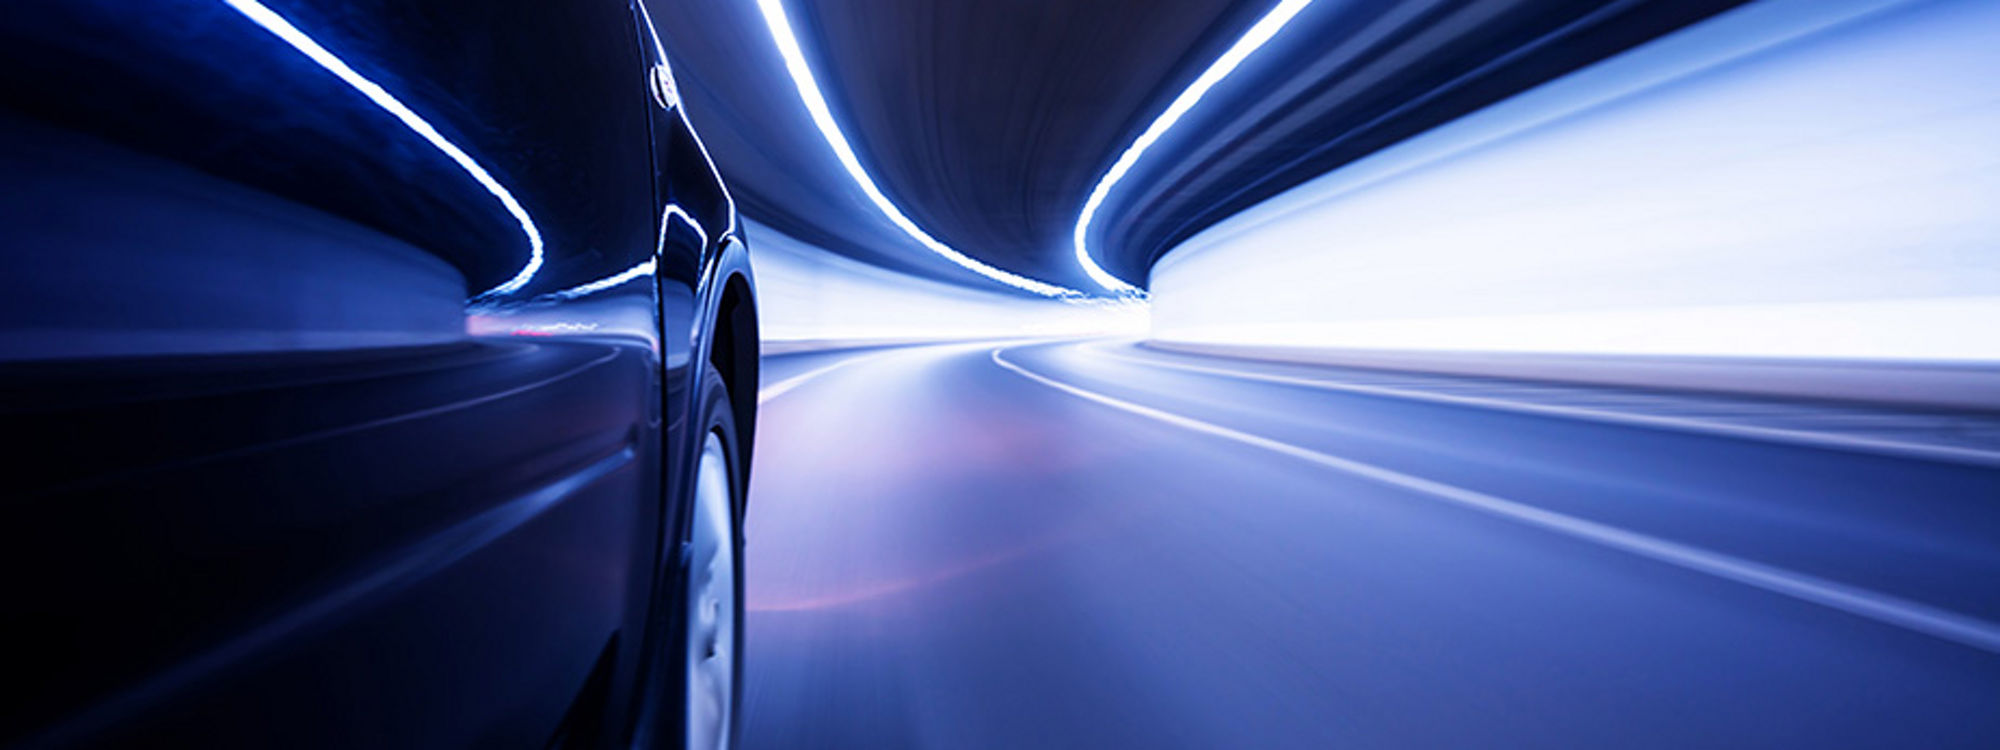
[742,339,2000,749]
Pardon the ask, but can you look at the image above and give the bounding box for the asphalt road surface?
[743,339,2000,749]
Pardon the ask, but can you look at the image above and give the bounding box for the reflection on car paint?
[221,0,546,301]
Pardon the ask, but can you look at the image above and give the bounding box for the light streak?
[221,0,545,299]
[751,0,1085,299]
[1146,0,2000,361]
[991,346,2000,655]
[543,259,656,302]
[1072,0,1315,296]
[529,205,708,303]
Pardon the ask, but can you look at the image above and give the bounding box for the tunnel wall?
[746,220,1139,346]
[1147,0,2000,362]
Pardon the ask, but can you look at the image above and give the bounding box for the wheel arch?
[706,266,758,504]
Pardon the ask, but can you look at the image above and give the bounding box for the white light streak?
[1147,0,2000,361]
[542,259,656,302]
[751,0,1084,299]
[991,346,2000,655]
[522,204,709,304]
[222,0,545,299]
[1072,0,1315,296]
[747,219,1149,341]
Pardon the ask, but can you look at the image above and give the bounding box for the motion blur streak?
[746,220,1144,342]
[744,340,2000,748]
[990,348,2000,654]
[1072,0,1314,296]
[1150,0,2000,359]
[541,260,655,303]
[750,0,1083,299]
[22,447,636,749]
[219,0,545,300]
[1089,345,2000,468]
[512,206,712,305]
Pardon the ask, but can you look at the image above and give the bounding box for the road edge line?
[1092,344,2000,469]
[991,346,2000,655]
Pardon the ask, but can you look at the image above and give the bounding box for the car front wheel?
[682,368,742,750]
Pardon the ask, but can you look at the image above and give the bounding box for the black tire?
[678,365,745,750]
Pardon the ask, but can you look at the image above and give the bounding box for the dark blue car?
[0,1,757,746]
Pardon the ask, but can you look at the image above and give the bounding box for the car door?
[1,0,672,745]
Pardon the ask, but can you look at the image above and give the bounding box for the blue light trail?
[221,0,545,300]
[751,0,1085,300]
[1072,0,1316,296]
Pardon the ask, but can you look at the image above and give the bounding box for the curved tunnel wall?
[747,220,1141,345]
[1149,0,2000,362]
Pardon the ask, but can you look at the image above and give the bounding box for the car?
[0,0,757,747]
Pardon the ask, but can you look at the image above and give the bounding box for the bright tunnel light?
[748,220,1147,342]
[751,0,1084,300]
[1072,0,1316,297]
[221,0,544,300]
[1149,0,2000,361]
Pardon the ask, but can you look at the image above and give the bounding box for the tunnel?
[1,0,1997,748]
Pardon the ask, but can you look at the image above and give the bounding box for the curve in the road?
[990,344,2000,654]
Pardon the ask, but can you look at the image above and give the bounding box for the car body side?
[0,0,754,745]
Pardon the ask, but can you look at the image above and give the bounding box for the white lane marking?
[1090,345,2000,468]
[758,338,1075,404]
[991,347,2000,654]
[758,352,884,404]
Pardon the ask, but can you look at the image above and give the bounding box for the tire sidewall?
[686,366,745,750]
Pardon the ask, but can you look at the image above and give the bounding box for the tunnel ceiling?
[654,0,1749,296]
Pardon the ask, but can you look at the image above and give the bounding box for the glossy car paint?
[0,0,755,746]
